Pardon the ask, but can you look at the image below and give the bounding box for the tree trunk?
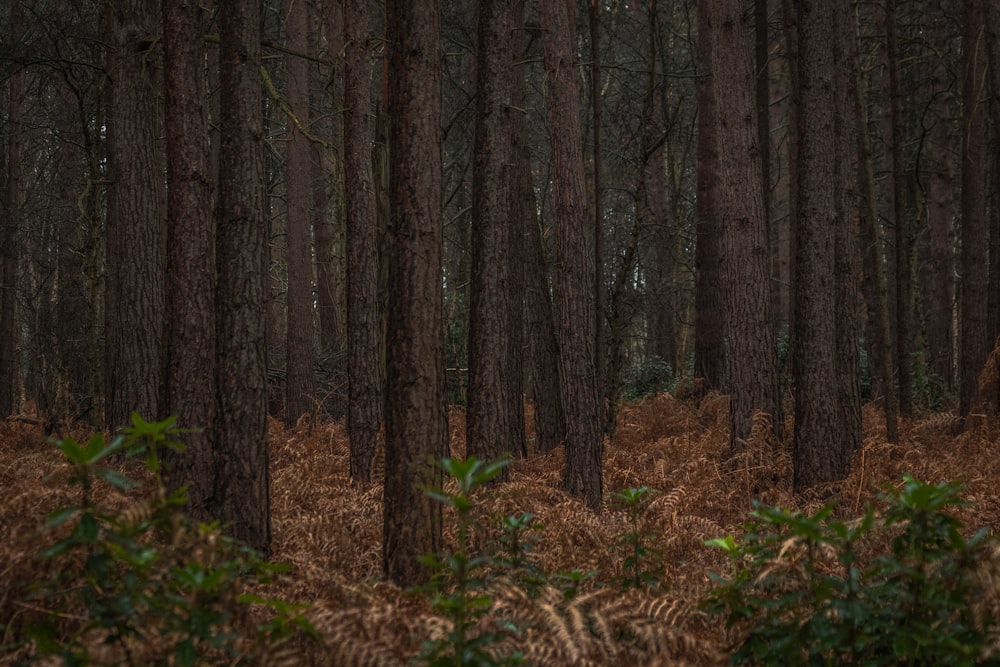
[959,0,989,416]
[793,0,858,489]
[694,0,726,392]
[383,0,447,587]
[284,0,315,426]
[344,0,384,484]
[706,0,781,451]
[216,0,271,555]
[467,0,515,475]
[540,0,604,509]
[105,0,165,429]
[163,0,217,518]
[0,0,23,417]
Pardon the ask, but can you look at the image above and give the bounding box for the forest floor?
[3,392,1000,665]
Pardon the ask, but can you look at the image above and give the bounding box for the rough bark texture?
[960,0,989,416]
[284,0,315,426]
[344,0,384,483]
[467,0,515,475]
[987,0,1000,355]
[105,0,165,429]
[541,0,603,509]
[707,0,780,450]
[793,0,856,490]
[0,0,23,417]
[383,0,447,587]
[694,0,726,391]
[216,0,271,555]
[163,0,217,518]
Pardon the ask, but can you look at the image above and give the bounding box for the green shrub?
[622,357,677,399]
[704,477,1000,666]
[611,487,664,592]
[24,414,314,666]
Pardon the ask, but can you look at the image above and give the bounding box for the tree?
[705,0,780,450]
[0,0,23,417]
[959,0,989,417]
[694,0,726,392]
[105,0,165,430]
[344,0,384,483]
[162,0,216,519]
[540,0,604,509]
[284,0,315,426]
[383,0,448,587]
[215,0,271,555]
[793,0,860,489]
[466,0,515,477]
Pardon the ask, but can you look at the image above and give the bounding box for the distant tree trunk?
[0,0,23,417]
[541,0,603,509]
[382,0,447,587]
[216,0,271,555]
[344,0,383,483]
[885,0,914,417]
[694,0,726,391]
[793,0,858,489]
[467,0,514,475]
[959,0,989,416]
[850,14,899,443]
[163,0,216,518]
[513,6,563,455]
[284,0,314,426]
[105,0,165,429]
[706,0,780,450]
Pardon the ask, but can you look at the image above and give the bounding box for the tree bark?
[706,0,781,450]
[383,0,447,587]
[540,0,604,509]
[344,0,384,483]
[284,0,315,426]
[216,0,271,555]
[105,0,165,429]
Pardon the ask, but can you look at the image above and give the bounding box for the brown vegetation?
[3,394,1000,665]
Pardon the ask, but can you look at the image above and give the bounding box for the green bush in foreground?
[704,476,1000,666]
[23,414,313,666]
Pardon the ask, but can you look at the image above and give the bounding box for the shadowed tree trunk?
[706,0,780,450]
[383,0,447,587]
[959,0,989,416]
[694,0,726,392]
[284,0,315,426]
[163,0,216,519]
[105,0,165,429]
[216,0,271,556]
[541,0,604,509]
[344,0,384,483]
[793,0,859,489]
[0,0,23,417]
[467,0,515,476]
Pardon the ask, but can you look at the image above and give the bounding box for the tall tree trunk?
[590,0,607,432]
[163,0,217,518]
[541,0,604,509]
[694,0,726,391]
[382,0,447,587]
[105,0,165,429]
[987,0,1000,356]
[284,0,315,426]
[850,12,899,442]
[706,0,781,450]
[467,0,514,475]
[793,0,858,489]
[0,0,23,417]
[960,0,989,416]
[885,0,914,417]
[344,0,384,483]
[216,0,271,555]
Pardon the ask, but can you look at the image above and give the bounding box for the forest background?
[2,0,1000,660]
